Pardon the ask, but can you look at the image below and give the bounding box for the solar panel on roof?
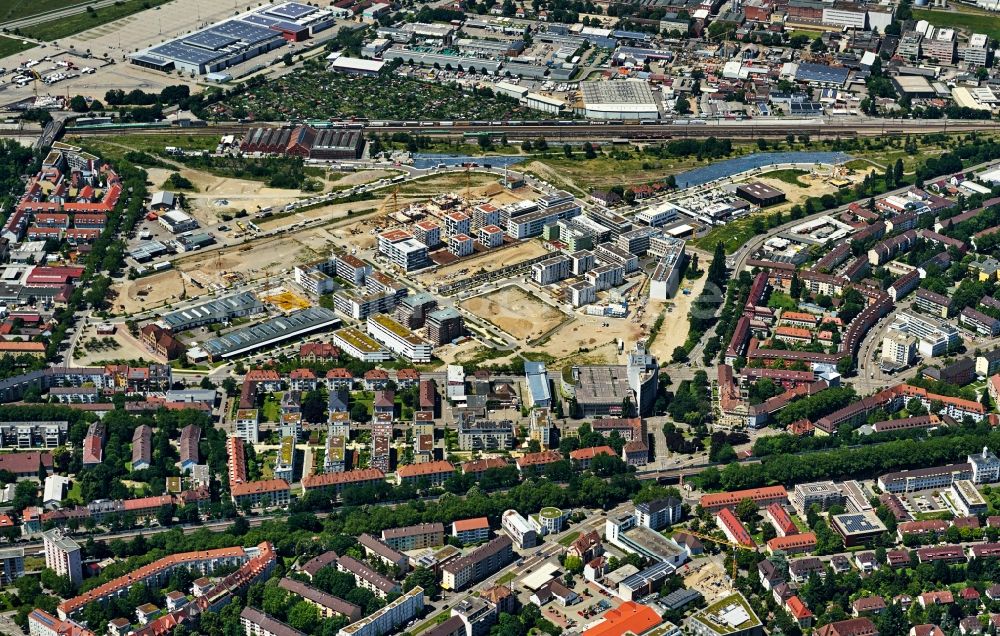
[149,41,223,65]
[184,30,239,50]
[265,1,317,19]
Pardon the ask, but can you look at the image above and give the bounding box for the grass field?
[22,0,172,41]
[1,0,84,23]
[761,169,809,187]
[913,7,1000,40]
[0,35,35,58]
[557,531,581,546]
[691,215,764,254]
[411,611,451,635]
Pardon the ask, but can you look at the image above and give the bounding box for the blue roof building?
[525,361,551,408]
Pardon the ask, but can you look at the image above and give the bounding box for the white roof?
[521,562,560,590]
[151,191,175,207]
[43,475,70,504]
[667,223,695,236]
[526,92,565,107]
[163,209,193,223]
[330,56,385,72]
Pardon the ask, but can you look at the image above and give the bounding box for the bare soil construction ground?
[462,286,566,342]
[416,240,549,285]
[647,273,710,361]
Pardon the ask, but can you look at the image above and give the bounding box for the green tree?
[69,95,89,112]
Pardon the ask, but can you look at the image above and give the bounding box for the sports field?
[913,7,1000,41]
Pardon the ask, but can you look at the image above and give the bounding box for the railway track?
[46,119,1000,141]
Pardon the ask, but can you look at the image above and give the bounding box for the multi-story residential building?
[568,281,596,307]
[333,328,393,362]
[457,419,514,451]
[649,238,686,300]
[333,252,371,286]
[586,263,625,292]
[396,460,455,487]
[0,422,68,449]
[324,432,346,473]
[231,479,291,509]
[234,409,260,443]
[413,221,441,248]
[960,307,1000,337]
[450,233,474,257]
[42,530,81,587]
[333,289,406,321]
[473,204,501,229]
[301,468,386,499]
[969,447,1000,483]
[336,555,400,598]
[791,481,844,516]
[594,243,639,273]
[394,292,438,329]
[915,288,952,318]
[479,225,504,248]
[891,312,961,357]
[452,517,491,545]
[367,314,433,363]
[881,330,916,367]
[277,578,362,621]
[531,255,572,285]
[377,229,431,272]
[700,486,788,514]
[336,587,424,636]
[0,547,25,585]
[358,534,410,573]
[382,522,446,550]
[441,536,513,590]
[635,497,682,530]
[241,607,306,636]
[444,211,471,237]
[426,307,464,346]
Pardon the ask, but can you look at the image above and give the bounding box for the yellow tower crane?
[679,529,760,590]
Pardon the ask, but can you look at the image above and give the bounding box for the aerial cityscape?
[3,0,1000,636]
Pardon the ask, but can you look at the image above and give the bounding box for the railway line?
[39,117,1000,141]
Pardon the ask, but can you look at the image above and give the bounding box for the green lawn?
[691,214,766,254]
[496,571,516,585]
[760,169,808,188]
[411,611,451,635]
[262,394,282,422]
[913,7,1000,41]
[0,35,35,58]
[22,0,173,41]
[557,531,581,547]
[2,0,88,23]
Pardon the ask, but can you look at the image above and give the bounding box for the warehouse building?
[131,2,334,74]
[736,182,786,207]
[578,80,659,120]
[162,292,265,333]
[200,307,340,360]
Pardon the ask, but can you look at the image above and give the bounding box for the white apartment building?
[367,314,433,363]
[337,587,424,636]
[881,330,916,366]
[234,409,260,443]
[333,328,393,362]
[502,509,537,548]
[586,264,625,291]
[42,530,81,586]
[444,212,471,238]
[532,255,572,285]
[449,234,474,257]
